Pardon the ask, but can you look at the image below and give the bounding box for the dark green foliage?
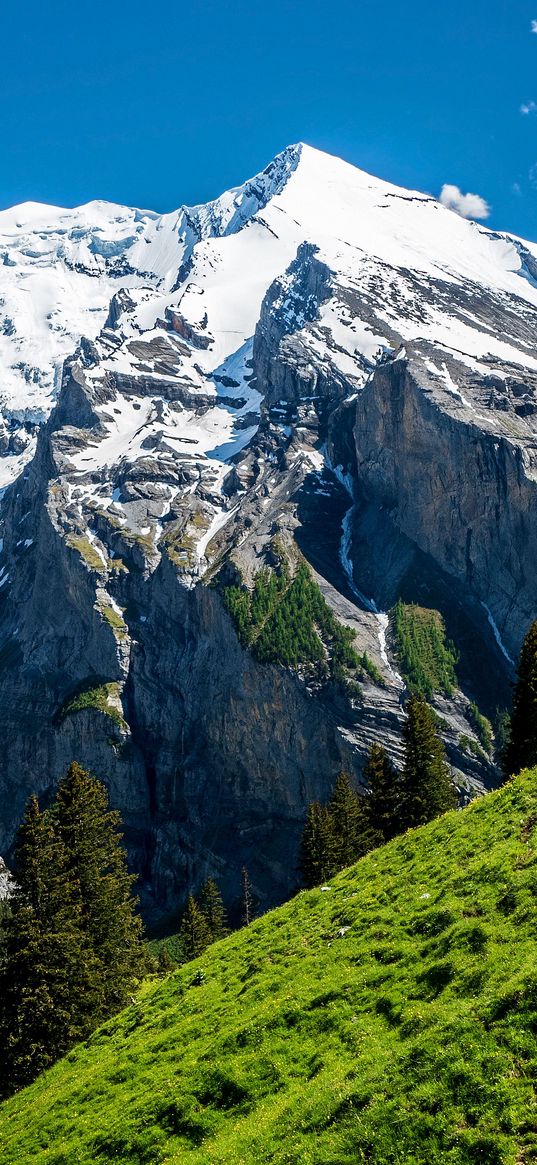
[223,554,382,688]
[58,683,125,729]
[329,771,379,867]
[299,801,336,888]
[199,879,228,942]
[468,702,493,755]
[504,620,537,778]
[0,798,100,1098]
[494,708,511,766]
[459,733,486,760]
[178,878,228,962]
[363,744,401,841]
[180,895,212,960]
[360,651,384,685]
[400,694,457,829]
[300,773,379,888]
[392,599,459,697]
[54,763,146,1013]
[6,774,537,1163]
[157,947,176,974]
[0,767,146,1098]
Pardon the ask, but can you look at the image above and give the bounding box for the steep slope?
[1,143,537,911]
[2,771,537,1164]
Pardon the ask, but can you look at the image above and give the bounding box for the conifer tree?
[180,894,211,960]
[299,801,335,887]
[400,694,456,829]
[199,878,228,942]
[503,620,537,778]
[329,771,376,867]
[0,797,99,1097]
[363,744,401,841]
[53,763,146,1013]
[157,946,175,974]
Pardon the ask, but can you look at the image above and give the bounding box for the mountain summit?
[0,145,536,911]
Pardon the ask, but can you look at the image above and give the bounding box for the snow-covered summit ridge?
[1,141,537,498]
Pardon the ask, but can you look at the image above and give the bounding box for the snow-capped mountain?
[1,143,537,911]
[2,143,537,493]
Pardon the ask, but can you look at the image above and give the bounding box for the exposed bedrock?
[332,351,537,661]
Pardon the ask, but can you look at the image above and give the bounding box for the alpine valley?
[0,142,536,917]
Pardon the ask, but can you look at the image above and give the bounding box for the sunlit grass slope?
[2,773,537,1165]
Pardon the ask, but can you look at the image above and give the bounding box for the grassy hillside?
[2,774,537,1165]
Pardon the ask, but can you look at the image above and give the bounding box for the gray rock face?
[3,144,537,919]
[0,337,501,919]
[0,857,13,900]
[341,348,537,660]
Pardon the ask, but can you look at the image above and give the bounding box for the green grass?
[392,599,459,698]
[2,772,537,1163]
[66,534,107,572]
[99,601,128,640]
[58,682,126,730]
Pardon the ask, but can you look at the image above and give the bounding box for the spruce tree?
[157,946,175,974]
[0,797,99,1097]
[329,771,376,868]
[299,801,335,887]
[199,878,228,941]
[504,620,537,778]
[180,894,211,960]
[53,763,146,1013]
[363,744,401,841]
[400,694,456,829]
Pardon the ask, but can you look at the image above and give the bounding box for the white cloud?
[521,101,537,115]
[439,184,491,220]
[532,19,537,32]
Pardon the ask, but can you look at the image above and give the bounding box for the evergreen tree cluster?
[179,877,228,961]
[300,694,456,887]
[504,619,537,779]
[223,554,382,687]
[300,771,382,888]
[0,763,146,1098]
[392,600,459,698]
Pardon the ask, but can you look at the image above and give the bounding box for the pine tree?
[180,894,211,960]
[504,620,537,778]
[363,744,401,841]
[0,797,100,1098]
[329,771,376,868]
[157,946,175,974]
[199,878,228,941]
[299,801,335,887]
[53,763,146,1013]
[400,694,456,829]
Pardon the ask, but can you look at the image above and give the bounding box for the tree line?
[156,867,256,970]
[1,618,537,1099]
[0,763,146,1098]
[300,692,456,886]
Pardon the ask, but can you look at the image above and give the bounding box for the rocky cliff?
[0,143,536,917]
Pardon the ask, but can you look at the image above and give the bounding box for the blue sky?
[1,0,537,239]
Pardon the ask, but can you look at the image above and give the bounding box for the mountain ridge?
[0,143,535,913]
